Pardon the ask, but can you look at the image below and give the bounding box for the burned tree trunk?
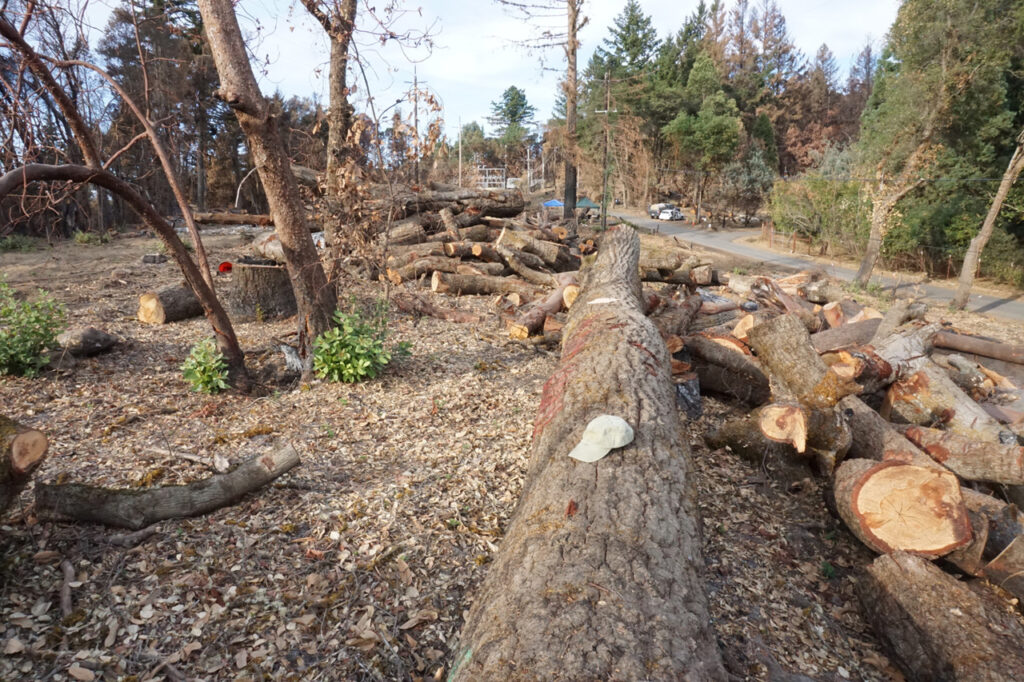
[198,0,336,366]
[451,227,725,681]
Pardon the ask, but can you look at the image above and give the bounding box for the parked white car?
[658,208,683,221]
[648,202,674,218]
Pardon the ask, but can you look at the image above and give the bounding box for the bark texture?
[451,227,725,681]
[198,0,336,364]
[859,552,1024,682]
[225,262,298,321]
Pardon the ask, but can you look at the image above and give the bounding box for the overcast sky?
[85,0,902,138]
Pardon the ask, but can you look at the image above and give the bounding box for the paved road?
[622,213,1024,322]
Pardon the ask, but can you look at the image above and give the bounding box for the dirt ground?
[1,229,1021,681]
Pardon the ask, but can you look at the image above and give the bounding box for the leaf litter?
[3,231,1022,680]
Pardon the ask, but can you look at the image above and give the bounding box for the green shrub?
[72,230,109,245]
[313,302,406,383]
[0,278,66,377]
[0,234,39,252]
[181,338,229,393]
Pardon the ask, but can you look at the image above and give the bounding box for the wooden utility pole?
[596,69,613,231]
[562,0,580,226]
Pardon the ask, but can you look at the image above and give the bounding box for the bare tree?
[197,0,337,367]
[494,1,586,225]
[0,8,250,389]
[298,0,358,202]
[951,127,1024,309]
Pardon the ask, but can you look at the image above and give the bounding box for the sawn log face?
[451,227,725,681]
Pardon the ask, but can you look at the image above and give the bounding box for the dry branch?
[35,444,300,529]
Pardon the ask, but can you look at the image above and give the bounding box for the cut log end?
[759,404,808,453]
[836,459,971,556]
[11,430,48,474]
[138,286,203,325]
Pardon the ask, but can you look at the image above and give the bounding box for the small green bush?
[313,302,406,383]
[0,234,38,252]
[72,230,109,245]
[0,278,66,377]
[181,338,229,393]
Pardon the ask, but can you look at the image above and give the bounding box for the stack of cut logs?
[660,269,1024,677]
[416,234,1024,676]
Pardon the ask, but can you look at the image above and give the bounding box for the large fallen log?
[884,360,1015,444]
[34,444,300,529]
[138,285,203,324]
[451,227,725,681]
[192,211,273,226]
[1,416,48,514]
[684,333,770,405]
[496,227,577,271]
[431,271,538,300]
[859,552,1024,682]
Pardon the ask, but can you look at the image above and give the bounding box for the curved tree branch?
[0,163,249,390]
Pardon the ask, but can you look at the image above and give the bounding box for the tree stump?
[138,285,203,324]
[450,226,725,681]
[1,415,48,513]
[225,260,297,321]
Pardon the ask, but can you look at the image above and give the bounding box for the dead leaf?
[399,608,439,630]
[3,638,25,655]
[32,550,61,564]
[67,664,95,681]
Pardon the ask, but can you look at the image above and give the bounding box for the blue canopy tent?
[542,198,564,207]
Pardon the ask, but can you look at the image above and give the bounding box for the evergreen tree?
[488,86,536,141]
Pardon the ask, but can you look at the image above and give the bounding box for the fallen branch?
[35,444,300,529]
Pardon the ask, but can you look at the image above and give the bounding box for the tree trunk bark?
[897,424,1024,485]
[225,262,298,321]
[0,416,48,514]
[953,129,1024,309]
[859,552,1024,682]
[198,0,336,368]
[933,330,1024,365]
[883,360,1014,444]
[430,271,537,299]
[138,286,204,324]
[451,227,725,681]
[35,445,300,529]
[561,1,579,229]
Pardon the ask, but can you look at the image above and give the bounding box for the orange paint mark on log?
[534,363,574,440]
[260,454,275,469]
[629,341,660,376]
[566,499,578,518]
